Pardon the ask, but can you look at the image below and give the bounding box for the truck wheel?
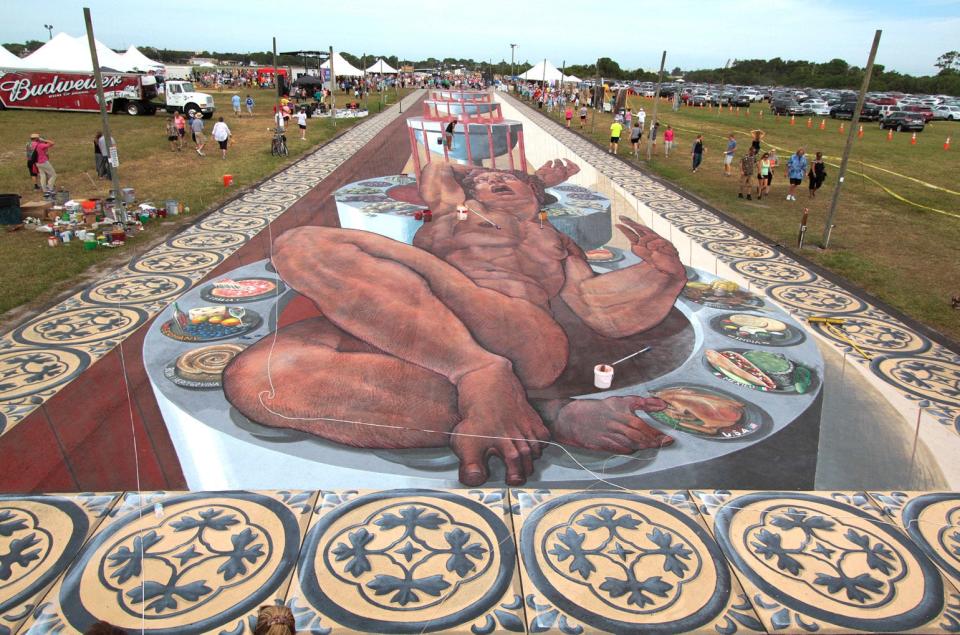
[185,103,200,118]
[126,101,142,116]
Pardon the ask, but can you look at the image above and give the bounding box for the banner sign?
[0,70,142,111]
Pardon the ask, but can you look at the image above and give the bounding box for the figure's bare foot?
[550,396,674,454]
[451,364,550,486]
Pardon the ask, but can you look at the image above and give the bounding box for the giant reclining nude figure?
[224,158,688,485]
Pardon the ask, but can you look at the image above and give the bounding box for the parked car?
[802,102,832,116]
[829,102,882,121]
[933,105,960,120]
[730,94,752,107]
[901,105,935,122]
[879,111,926,131]
[771,98,804,115]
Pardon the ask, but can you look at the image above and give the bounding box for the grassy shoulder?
[534,95,960,342]
[0,87,412,329]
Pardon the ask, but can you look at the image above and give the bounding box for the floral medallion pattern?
[732,260,816,284]
[198,215,268,233]
[291,489,519,633]
[131,249,224,274]
[29,492,304,635]
[168,231,248,251]
[681,225,747,241]
[83,274,192,306]
[766,283,867,315]
[873,356,960,407]
[811,316,931,356]
[887,493,960,589]
[515,489,759,634]
[702,240,777,260]
[708,491,950,632]
[12,307,147,347]
[0,347,90,401]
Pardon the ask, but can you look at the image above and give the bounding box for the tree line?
[3,40,957,94]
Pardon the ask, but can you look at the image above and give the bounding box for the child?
[245,94,254,116]
[165,116,178,151]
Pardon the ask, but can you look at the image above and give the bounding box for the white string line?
[114,300,146,635]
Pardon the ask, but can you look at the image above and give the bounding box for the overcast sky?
[2,0,958,76]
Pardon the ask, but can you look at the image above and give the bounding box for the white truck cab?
[164,80,216,118]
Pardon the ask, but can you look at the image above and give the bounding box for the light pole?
[510,43,517,83]
[44,24,53,40]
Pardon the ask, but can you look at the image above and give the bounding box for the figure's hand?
[550,396,674,455]
[615,216,686,279]
[451,365,550,486]
[536,159,580,188]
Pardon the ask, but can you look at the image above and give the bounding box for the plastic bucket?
[223,174,234,187]
[121,188,136,204]
[165,200,178,216]
[593,364,614,389]
[83,240,97,251]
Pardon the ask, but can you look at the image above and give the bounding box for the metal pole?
[329,45,336,127]
[591,58,599,135]
[541,57,546,90]
[272,37,279,116]
[561,59,565,100]
[647,50,666,161]
[83,7,125,222]
[510,44,516,85]
[822,29,882,248]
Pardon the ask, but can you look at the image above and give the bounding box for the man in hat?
[30,133,57,196]
[190,113,206,156]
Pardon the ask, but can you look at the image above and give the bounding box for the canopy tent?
[319,51,363,77]
[19,33,132,72]
[121,46,165,73]
[518,59,564,83]
[365,58,398,74]
[0,46,24,68]
[564,74,582,83]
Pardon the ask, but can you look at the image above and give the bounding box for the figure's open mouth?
[491,185,512,194]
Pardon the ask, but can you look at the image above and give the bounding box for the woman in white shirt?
[296,108,308,140]
[211,116,232,159]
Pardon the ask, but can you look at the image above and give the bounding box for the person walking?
[757,152,772,199]
[190,112,206,156]
[660,123,671,157]
[636,107,646,135]
[211,116,232,159]
[30,134,57,196]
[630,119,643,157]
[609,119,623,154]
[739,147,757,200]
[750,129,765,155]
[723,133,737,176]
[579,104,588,129]
[444,118,457,150]
[231,93,241,117]
[786,148,808,201]
[174,111,187,150]
[296,108,307,140]
[24,136,39,190]
[691,134,705,172]
[564,105,573,128]
[245,94,254,116]
[808,151,826,197]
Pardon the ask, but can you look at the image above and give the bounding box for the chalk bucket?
[594,364,614,389]
[223,174,234,187]
[121,188,136,204]
[60,231,72,243]
[165,200,178,216]
[83,240,97,251]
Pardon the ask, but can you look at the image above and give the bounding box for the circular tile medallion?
[731,260,816,284]
[131,249,224,274]
[901,493,960,583]
[299,489,514,633]
[766,283,867,315]
[83,274,192,305]
[519,491,730,633]
[0,348,91,400]
[872,356,960,407]
[714,492,944,631]
[59,492,301,634]
[199,216,267,232]
[812,317,929,356]
[168,232,247,250]
[703,241,777,260]
[0,496,90,614]
[13,307,147,346]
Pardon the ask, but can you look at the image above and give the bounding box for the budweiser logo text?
[0,73,126,103]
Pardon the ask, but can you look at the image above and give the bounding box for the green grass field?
[539,95,960,341]
[0,87,411,329]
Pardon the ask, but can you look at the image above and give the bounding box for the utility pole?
[647,50,667,161]
[83,7,125,222]
[44,24,53,40]
[329,45,336,127]
[591,58,599,135]
[272,37,280,121]
[510,44,517,84]
[822,29,882,248]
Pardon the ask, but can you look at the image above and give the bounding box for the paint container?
[165,200,179,216]
[121,188,136,204]
[456,206,468,221]
[223,174,234,187]
[60,231,72,243]
[593,364,614,389]
[83,240,97,251]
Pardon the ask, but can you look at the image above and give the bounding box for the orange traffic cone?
[807,117,812,128]
[887,128,893,141]
[790,115,795,125]
[858,124,863,138]
[945,136,951,150]
[911,132,917,145]
[839,122,845,133]
[819,119,826,130]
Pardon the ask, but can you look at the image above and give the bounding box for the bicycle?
[271,127,288,157]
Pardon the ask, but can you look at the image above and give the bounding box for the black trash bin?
[0,194,21,225]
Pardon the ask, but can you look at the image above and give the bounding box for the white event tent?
[518,60,581,84]
[121,46,165,73]
[0,46,25,68]
[320,51,364,77]
[19,33,132,72]
[366,58,398,74]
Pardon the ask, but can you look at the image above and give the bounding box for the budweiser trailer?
[0,68,216,118]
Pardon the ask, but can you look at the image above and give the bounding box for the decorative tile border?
[499,93,960,445]
[3,488,959,633]
[0,91,425,437]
